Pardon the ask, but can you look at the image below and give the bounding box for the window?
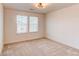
[16,15,28,34]
[16,15,38,34]
[29,16,38,32]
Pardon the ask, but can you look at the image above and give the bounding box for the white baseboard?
[46,36,79,50]
[4,37,45,45]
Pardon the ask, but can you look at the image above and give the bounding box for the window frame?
[16,15,39,34]
[28,16,39,33]
[16,15,29,34]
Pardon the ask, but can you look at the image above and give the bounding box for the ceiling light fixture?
[34,3,48,9]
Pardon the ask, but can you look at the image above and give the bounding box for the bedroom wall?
[46,4,79,49]
[4,8,45,44]
[0,4,4,53]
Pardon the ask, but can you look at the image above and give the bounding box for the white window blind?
[29,16,38,32]
[16,15,28,34]
[16,15,38,34]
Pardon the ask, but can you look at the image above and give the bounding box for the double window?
[16,15,38,34]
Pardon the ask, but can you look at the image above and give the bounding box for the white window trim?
[28,16,39,33]
[16,15,39,34]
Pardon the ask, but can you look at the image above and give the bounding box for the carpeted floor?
[1,39,79,56]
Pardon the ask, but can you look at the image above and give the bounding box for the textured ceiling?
[3,3,76,14]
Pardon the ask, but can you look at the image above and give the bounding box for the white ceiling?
[3,3,76,14]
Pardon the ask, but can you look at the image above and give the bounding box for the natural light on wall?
[16,15,38,34]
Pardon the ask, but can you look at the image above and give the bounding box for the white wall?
[0,4,4,53]
[4,8,45,44]
[46,4,79,49]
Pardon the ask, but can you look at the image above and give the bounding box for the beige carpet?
[1,39,79,56]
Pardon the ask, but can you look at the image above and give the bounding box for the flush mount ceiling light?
[34,3,48,9]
